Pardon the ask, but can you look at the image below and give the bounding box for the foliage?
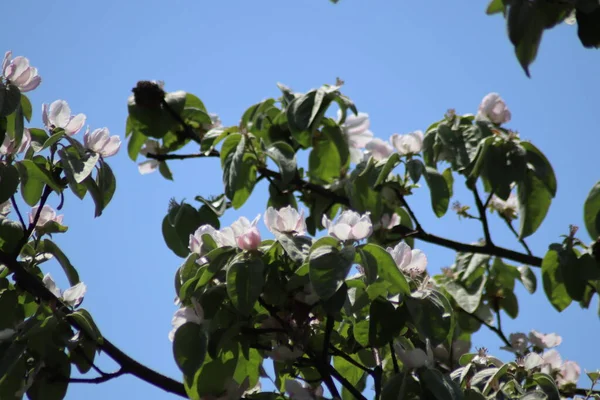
[0,49,600,400]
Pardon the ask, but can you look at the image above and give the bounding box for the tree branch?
[472,186,493,246]
[503,217,533,256]
[329,346,373,376]
[327,363,367,400]
[10,195,27,231]
[463,309,512,349]
[0,251,187,398]
[147,151,219,161]
[66,369,125,385]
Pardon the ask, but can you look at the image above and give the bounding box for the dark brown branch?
[66,369,125,384]
[147,151,219,161]
[462,309,512,349]
[328,363,367,400]
[472,186,493,246]
[391,224,542,267]
[329,346,373,376]
[10,195,27,231]
[503,217,533,256]
[389,342,400,374]
[0,251,187,398]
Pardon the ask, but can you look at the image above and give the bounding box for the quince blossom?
[364,138,394,161]
[264,206,306,236]
[477,93,511,125]
[0,200,10,217]
[529,330,562,349]
[337,110,374,164]
[386,242,427,278]
[43,273,86,307]
[489,193,518,220]
[322,210,372,241]
[28,205,63,227]
[138,139,160,174]
[168,298,204,342]
[42,100,86,136]
[2,51,41,92]
[390,131,424,156]
[285,380,323,400]
[0,128,31,155]
[83,127,121,158]
[557,361,580,387]
[190,215,262,253]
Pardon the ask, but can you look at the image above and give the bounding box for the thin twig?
[329,345,373,376]
[66,369,125,384]
[146,151,219,161]
[327,363,367,400]
[472,187,493,246]
[463,309,512,349]
[503,217,533,256]
[11,196,27,230]
[389,342,400,374]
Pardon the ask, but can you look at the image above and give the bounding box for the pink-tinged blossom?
[43,273,86,307]
[505,332,528,354]
[83,127,121,157]
[2,51,41,92]
[489,194,518,220]
[337,109,374,164]
[28,205,63,227]
[379,213,401,230]
[138,139,160,174]
[230,215,262,250]
[264,206,306,236]
[364,138,394,161]
[477,93,511,125]
[168,298,204,342]
[322,210,372,241]
[557,361,580,387]
[541,349,562,375]
[390,131,424,156]
[0,128,31,155]
[529,330,562,349]
[386,242,427,278]
[189,225,219,255]
[42,100,86,136]
[267,345,304,362]
[285,380,322,400]
[0,200,10,217]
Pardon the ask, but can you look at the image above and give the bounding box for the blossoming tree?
[1,50,600,400]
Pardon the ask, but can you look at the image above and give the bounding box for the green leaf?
[159,160,173,180]
[0,164,19,204]
[0,83,21,117]
[374,153,401,187]
[532,372,560,400]
[323,123,350,170]
[226,258,265,316]
[67,309,102,342]
[221,134,257,209]
[37,240,79,285]
[518,265,537,294]
[15,160,60,206]
[20,94,32,122]
[309,130,341,184]
[0,219,24,254]
[407,158,425,184]
[521,142,557,197]
[500,290,519,318]
[424,166,451,217]
[96,161,117,209]
[83,177,105,217]
[486,0,505,15]
[507,0,546,76]
[309,245,354,300]
[163,215,188,257]
[42,131,65,150]
[333,355,365,396]
[420,368,464,400]
[127,90,185,138]
[541,246,572,312]
[27,351,71,400]
[576,7,600,48]
[369,299,403,346]
[27,128,49,152]
[359,243,410,295]
[584,181,600,240]
[59,148,99,184]
[174,322,207,376]
[518,169,552,239]
[445,276,487,314]
[70,334,97,374]
[127,128,147,161]
[265,141,297,185]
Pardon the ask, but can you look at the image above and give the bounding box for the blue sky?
[8,0,600,398]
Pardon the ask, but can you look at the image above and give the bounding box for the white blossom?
[390,131,424,156]
[28,205,63,227]
[42,100,86,136]
[322,210,372,241]
[386,242,427,278]
[477,93,511,125]
[43,273,86,307]
[2,51,41,92]
[0,128,31,155]
[337,110,374,164]
[264,206,306,236]
[168,298,204,342]
[83,127,121,157]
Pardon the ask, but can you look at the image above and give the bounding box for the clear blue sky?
[8,1,600,398]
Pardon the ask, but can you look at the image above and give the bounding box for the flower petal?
[49,100,71,129]
[64,113,86,136]
[138,160,159,175]
[63,282,87,307]
[42,273,62,298]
